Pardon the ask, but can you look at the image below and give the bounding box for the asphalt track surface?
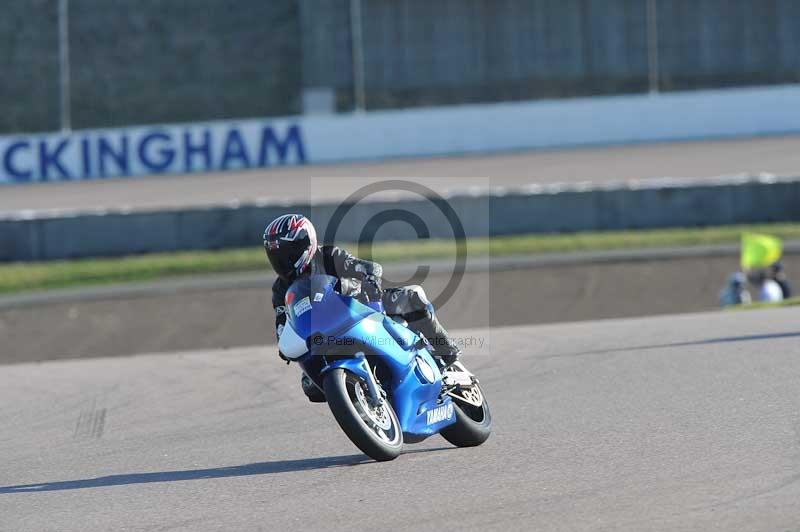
[3,135,800,214]
[2,307,800,531]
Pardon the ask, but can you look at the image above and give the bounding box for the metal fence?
[1,0,799,134]
[305,0,800,112]
[1,0,300,134]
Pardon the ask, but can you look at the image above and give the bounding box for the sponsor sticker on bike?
[313,292,324,302]
[294,296,312,316]
[426,403,454,425]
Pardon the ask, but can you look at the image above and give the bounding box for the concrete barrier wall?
[5,84,800,184]
[2,175,799,262]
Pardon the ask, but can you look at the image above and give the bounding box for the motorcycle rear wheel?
[324,368,403,461]
[440,384,492,447]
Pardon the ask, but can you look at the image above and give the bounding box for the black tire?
[324,368,403,461]
[440,385,492,448]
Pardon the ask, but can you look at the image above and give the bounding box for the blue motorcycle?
[278,274,492,461]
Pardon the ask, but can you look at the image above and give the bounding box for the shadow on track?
[0,447,453,494]
[551,331,800,359]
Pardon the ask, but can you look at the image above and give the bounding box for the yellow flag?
[741,233,782,269]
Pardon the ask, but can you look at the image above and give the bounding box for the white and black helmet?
[263,214,317,281]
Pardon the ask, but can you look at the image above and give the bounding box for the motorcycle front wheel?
[324,368,403,461]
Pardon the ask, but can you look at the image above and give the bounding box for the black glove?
[362,274,383,302]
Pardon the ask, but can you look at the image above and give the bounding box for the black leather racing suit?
[271,245,459,359]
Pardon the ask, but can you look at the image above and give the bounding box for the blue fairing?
[287,275,375,340]
[286,274,455,439]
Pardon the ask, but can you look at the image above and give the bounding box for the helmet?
[263,214,317,281]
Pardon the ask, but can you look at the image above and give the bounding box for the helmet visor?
[265,238,309,281]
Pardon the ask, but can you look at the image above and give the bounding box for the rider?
[263,213,461,402]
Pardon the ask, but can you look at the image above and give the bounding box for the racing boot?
[409,309,461,368]
[301,373,326,403]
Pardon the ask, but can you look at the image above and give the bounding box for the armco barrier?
[1,175,799,262]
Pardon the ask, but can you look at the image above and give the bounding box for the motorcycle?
[277,274,492,461]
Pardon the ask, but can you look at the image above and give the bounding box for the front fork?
[321,352,382,405]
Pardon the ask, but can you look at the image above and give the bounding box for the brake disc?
[354,381,392,430]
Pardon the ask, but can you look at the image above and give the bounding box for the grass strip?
[727,296,800,311]
[1,222,800,295]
